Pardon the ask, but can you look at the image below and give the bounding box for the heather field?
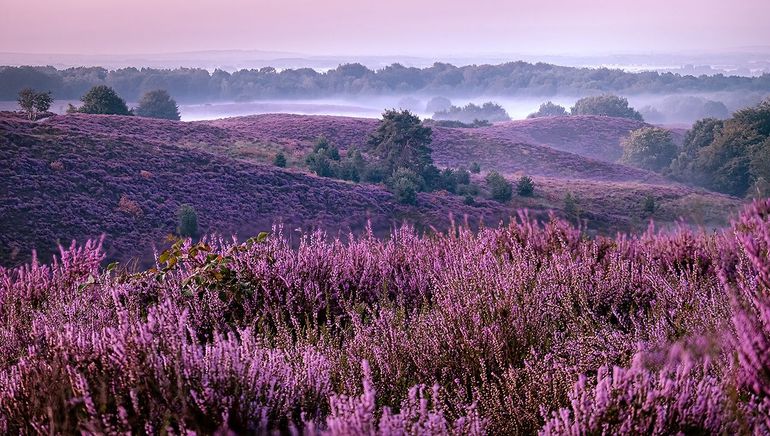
[1,199,770,434]
[0,112,740,266]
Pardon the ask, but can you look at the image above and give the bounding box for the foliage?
[306,136,341,177]
[427,119,491,128]
[177,204,199,238]
[669,118,724,182]
[433,102,511,123]
[620,127,678,172]
[368,109,433,176]
[3,63,768,102]
[425,96,452,113]
[670,100,770,197]
[485,171,513,202]
[527,101,568,118]
[2,201,770,433]
[389,167,420,205]
[273,152,287,168]
[470,162,481,174]
[74,85,132,115]
[16,88,52,120]
[642,195,657,216]
[564,192,581,222]
[135,89,181,120]
[516,175,535,196]
[571,95,644,121]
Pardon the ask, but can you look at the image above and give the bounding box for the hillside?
[0,112,741,266]
[477,116,648,162]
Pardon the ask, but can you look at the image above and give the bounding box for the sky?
[1,0,769,56]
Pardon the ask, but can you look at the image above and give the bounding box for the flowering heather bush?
[2,200,770,433]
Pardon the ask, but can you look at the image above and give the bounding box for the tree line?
[1,62,768,102]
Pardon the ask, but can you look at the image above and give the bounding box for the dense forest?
[1,62,769,102]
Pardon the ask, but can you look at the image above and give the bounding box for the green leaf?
[256,232,269,243]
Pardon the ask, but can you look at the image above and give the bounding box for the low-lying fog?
[2,91,766,125]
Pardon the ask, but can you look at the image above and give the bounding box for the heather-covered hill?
[42,113,670,183]
[0,112,741,266]
[0,114,517,266]
[475,115,686,162]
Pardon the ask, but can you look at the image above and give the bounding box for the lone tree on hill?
[135,89,181,120]
[527,101,568,118]
[17,88,53,120]
[368,109,433,176]
[177,204,199,238]
[571,95,643,121]
[486,171,513,202]
[74,85,132,115]
[620,127,678,172]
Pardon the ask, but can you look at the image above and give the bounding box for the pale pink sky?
[2,0,769,55]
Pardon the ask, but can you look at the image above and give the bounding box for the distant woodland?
[1,62,769,101]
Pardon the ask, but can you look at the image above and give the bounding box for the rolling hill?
[0,112,742,266]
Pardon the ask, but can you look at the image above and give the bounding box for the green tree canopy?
[17,88,52,120]
[135,89,180,120]
[77,85,131,115]
[571,95,643,121]
[368,109,433,176]
[527,101,568,118]
[620,127,677,172]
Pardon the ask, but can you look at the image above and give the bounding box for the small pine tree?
[486,171,513,202]
[177,204,198,238]
[642,195,657,216]
[564,192,581,223]
[273,152,287,168]
[516,175,535,197]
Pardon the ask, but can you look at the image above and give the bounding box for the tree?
[17,88,52,120]
[135,89,180,120]
[273,152,287,168]
[527,101,568,118]
[425,96,452,114]
[571,95,643,121]
[76,85,132,115]
[564,192,581,223]
[620,127,678,172]
[642,195,657,216]
[177,204,198,238]
[368,110,433,176]
[485,171,512,202]
[669,118,724,182]
[516,175,535,196]
[306,136,341,177]
[433,102,510,123]
[389,167,420,205]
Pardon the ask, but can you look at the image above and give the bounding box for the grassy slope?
[0,112,741,266]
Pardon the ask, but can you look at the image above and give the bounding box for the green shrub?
[564,193,581,222]
[486,171,513,202]
[389,168,421,205]
[273,152,287,168]
[642,195,657,216]
[177,204,199,238]
[516,175,535,197]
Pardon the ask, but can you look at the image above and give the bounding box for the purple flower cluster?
[2,198,770,433]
